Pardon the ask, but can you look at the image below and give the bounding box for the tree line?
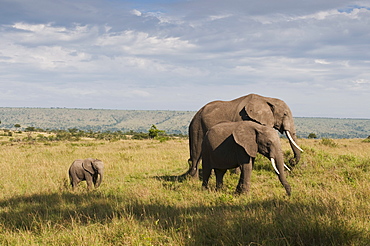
[2,122,369,142]
[1,124,187,142]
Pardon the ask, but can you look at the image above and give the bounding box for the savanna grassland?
[0,133,369,245]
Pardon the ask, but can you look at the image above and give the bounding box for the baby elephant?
[69,158,104,190]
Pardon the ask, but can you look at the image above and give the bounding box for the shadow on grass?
[156,162,287,184]
[155,168,207,182]
[0,190,368,245]
[154,172,189,182]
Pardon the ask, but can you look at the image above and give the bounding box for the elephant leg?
[215,169,227,191]
[236,159,253,194]
[69,174,79,190]
[85,175,94,191]
[71,180,79,190]
[201,165,212,190]
[188,158,201,179]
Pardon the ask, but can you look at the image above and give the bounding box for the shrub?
[131,132,149,140]
[321,138,338,147]
[363,136,370,143]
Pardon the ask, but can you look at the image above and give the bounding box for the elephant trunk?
[271,158,291,174]
[285,130,303,165]
[270,156,291,196]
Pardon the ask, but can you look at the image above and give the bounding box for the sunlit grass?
[0,137,369,245]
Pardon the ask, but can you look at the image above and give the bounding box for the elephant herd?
[70,93,303,196]
[186,93,303,196]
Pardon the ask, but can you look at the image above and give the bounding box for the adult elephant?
[202,121,292,195]
[188,93,303,177]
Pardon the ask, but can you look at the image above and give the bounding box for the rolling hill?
[0,107,369,138]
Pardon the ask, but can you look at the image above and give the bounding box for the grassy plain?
[0,134,369,245]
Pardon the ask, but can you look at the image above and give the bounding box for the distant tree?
[148,125,165,139]
[68,128,79,134]
[14,124,21,128]
[25,126,36,132]
[363,135,370,143]
[308,133,317,139]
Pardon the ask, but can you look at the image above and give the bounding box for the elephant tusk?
[284,164,291,171]
[285,131,304,152]
[270,158,280,175]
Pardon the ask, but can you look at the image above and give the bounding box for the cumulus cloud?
[0,0,369,117]
[95,30,196,55]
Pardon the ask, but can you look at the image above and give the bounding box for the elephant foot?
[191,173,199,180]
[216,184,224,191]
[235,189,248,195]
[187,169,199,179]
[236,185,249,194]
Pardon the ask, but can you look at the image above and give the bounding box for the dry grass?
[0,136,369,245]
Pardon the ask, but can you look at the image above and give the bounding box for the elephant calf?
[202,121,291,196]
[69,158,104,190]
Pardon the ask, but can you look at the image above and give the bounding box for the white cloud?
[315,59,331,65]
[96,30,196,55]
[131,9,142,16]
[0,43,91,71]
[353,79,370,84]
[9,22,95,44]
[208,14,232,21]
[0,1,369,117]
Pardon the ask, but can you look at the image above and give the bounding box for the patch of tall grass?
[0,137,369,245]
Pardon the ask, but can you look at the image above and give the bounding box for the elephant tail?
[188,108,205,176]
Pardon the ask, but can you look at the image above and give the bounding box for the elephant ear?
[92,159,104,171]
[232,123,258,158]
[244,97,275,127]
[82,159,95,175]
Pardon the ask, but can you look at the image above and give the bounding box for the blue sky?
[0,0,369,118]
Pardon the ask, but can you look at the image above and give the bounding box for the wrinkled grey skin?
[188,93,300,177]
[69,158,104,190]
[202,121,291,196]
